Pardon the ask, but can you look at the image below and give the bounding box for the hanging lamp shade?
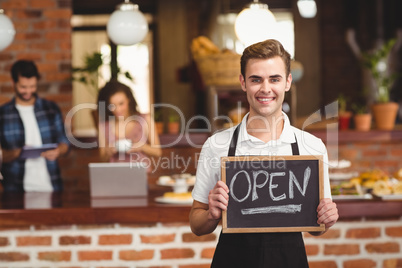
[107,0,148,46]
[0,9,16,51]
[234,0,276,46]
[297,0,317,18]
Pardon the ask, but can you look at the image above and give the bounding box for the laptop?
[88,162,148,198]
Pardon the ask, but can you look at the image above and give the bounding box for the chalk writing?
[241,204,302,215]
[289,166,311,199]
[229,166,312,215]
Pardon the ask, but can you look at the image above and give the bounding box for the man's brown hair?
[240,39,291,78]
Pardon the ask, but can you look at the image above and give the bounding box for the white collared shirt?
[192,112,331,204]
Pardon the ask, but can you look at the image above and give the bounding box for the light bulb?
[290,61,304,82]
[107,1,148,46]
[235,2,276,47]
[297,0,317,18]
[0,9,16,51]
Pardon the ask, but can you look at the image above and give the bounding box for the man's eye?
[251,78,261,83]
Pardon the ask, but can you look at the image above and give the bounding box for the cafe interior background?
[0,0,401,267]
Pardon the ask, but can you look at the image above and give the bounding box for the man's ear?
[285,73,292,92]
[239,74,246,92]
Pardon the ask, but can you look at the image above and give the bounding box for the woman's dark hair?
[11,60,41,82]
[97,80,139,121]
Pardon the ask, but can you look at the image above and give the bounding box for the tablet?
[19,143,58,159]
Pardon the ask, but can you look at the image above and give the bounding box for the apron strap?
[227,123,300,156]
[228,123,241,157]
[291,134,299,156]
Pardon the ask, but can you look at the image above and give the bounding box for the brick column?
[0,0,72,115]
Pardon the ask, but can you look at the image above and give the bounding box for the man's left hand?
[41,147,60,161]
[317,198,339,230]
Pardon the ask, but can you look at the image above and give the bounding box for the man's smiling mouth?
[257,97,275,102]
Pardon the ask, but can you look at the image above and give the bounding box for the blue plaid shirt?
[0,96,70,192]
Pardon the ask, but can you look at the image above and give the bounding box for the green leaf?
[124,71,133,81]
[361,38,398,103]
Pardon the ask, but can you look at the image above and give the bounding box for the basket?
[194,53,241,86]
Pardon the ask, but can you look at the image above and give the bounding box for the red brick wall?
[327,140,402,175]
[0,0,72,115]
[305,221,402,268]
[0,220,400,267]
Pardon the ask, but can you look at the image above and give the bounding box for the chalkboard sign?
[221,155,325,233]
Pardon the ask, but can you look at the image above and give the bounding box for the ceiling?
[72,0,292,15]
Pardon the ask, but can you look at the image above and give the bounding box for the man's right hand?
[190,180,230,236]
[207,180,229,221]
[2,148,22,163]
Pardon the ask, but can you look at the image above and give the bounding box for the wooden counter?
[0,186,192,227]
[0,187,401,227]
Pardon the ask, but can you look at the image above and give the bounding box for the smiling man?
[189,39,339,267]
[0,60,70,192]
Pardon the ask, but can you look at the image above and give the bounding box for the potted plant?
[338,94,352,130]
[72,52,134,95]
[361,38,399,130]
[154,108,164,135]
[167,113,180,134]
[72,52,104,98]
[72,51,134,126]
[352,103,372,131]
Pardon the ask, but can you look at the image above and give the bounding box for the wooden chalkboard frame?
[221,155,325,233]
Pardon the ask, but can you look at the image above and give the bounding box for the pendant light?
[234,0,276,46]
[0,9,15,51]
[107,0,148,46]
[297,0,317,18]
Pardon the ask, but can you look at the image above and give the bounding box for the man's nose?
[260,80,271,93]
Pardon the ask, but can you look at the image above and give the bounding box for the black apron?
[211,124,309,268]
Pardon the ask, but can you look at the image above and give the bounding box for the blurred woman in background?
[97,80,161,166]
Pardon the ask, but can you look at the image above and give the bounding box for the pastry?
[391,181,402,194]
[372,180,392,196]
[163,192,192,200]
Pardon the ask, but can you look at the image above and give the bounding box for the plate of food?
[155,192,193,205]
[371,178,402,201]
[329,172,359,181]
[332,194,372,200]
[331,181,372,200]
[157,174,196,193]
[157,174,195,187]
[328,159,351,169]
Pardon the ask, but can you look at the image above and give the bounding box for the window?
[212,11,295,58]
[71,15,152,136]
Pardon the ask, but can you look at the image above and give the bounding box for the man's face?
[240,56,292,120]
[14,76,38,104]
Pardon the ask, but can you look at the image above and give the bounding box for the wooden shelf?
[73,128,402,148]
[310,128,402,144]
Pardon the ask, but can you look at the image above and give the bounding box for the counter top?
[0,187,401,227]
[0,186,192,227]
